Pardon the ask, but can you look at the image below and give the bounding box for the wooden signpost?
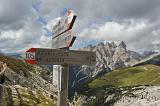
[24,48,96,65]
[24,10,96,106]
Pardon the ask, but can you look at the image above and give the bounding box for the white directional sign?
[52,30,76,49]
[24,48,96,65]
[53,65,61,92]
[52,10,76,37]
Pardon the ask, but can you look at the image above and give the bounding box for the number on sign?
[26,52,35,60]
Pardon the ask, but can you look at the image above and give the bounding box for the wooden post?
[51,47,69,106]
[57,64,69,106]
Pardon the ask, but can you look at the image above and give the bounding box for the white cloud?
[0,0,160,53]
[77,19,160,51]
[79,20,147,40]
[46,17,61,32]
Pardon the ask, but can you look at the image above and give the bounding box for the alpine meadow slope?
[72,54,160,106]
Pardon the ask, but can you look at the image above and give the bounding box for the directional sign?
[24,48,36,64]
[24,48,96,65]
[52,10,76,37]
[52,30,76,49]
[53,65,61,92]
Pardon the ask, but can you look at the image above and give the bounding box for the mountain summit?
[81,41,144,76]
[118,41,126,50]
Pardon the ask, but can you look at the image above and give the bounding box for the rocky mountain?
[80,41,154,77]
[0,54,57,106]
[115,86,160,106]
[71,86,160,106]
[69,41,157,91]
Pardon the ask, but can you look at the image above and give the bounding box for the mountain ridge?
[70,41,158,89]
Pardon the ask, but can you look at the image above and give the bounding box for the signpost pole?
[57,47,69,106]
[57,64,69,106]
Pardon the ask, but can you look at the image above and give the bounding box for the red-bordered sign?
[25,48,36,64]
[24,48,96,65]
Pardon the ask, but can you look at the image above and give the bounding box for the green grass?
[2,86,56,106]
[0,55,34,77]
[88,64,160,88]
[76,64,160,106]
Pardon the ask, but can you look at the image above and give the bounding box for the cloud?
[0,0,34,30]
[0,0,55,53]
[0,0,160,53]
[78,19,160,51]
[36,0,160,52]
[0,14,54,53]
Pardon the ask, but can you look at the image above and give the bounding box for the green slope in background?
[89,64,160,89]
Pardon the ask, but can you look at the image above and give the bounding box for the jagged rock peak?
[119,41,126,50]
[83,44,94,51]
[105,42,111,47]
[110,42,117,48]
[102,41,117,48]
[86,44,93,48]
[97,42,105,46]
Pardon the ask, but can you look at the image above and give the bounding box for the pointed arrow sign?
[23,48,96,65]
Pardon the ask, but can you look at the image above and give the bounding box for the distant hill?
[4,53,21,58]
[88,64,160,88]
[134,54,160,66]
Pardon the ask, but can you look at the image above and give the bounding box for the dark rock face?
[118,41,127,51]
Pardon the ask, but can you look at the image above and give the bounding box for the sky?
[0,0,160,53]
